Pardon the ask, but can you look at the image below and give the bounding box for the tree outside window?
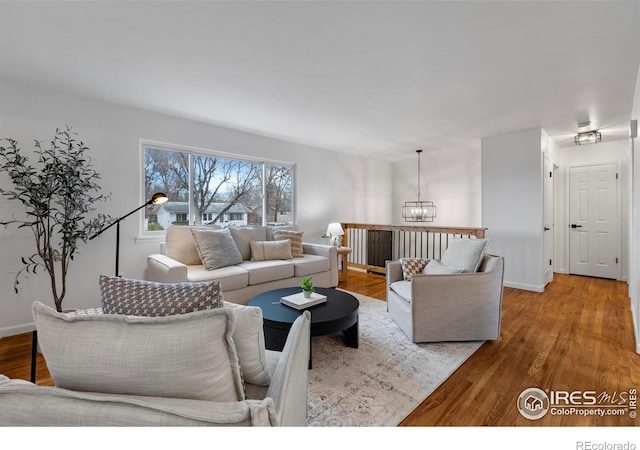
[144,146,294,231]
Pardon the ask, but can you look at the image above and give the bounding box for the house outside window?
[143,143,294,232]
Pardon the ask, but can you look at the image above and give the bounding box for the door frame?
[565,160,622,280]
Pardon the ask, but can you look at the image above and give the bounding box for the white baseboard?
[0,322,35,339]
[503,280,545,293]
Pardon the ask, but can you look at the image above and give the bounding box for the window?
[143,143,294,232]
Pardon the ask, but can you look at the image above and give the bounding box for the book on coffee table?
[281,292,327,310]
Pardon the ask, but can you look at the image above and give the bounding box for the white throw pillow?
[423,260,465,274]
[33,301,245,402]
[223,301,271,386]
[440,238,489,273]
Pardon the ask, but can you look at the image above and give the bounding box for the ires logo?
[517,388,637,420]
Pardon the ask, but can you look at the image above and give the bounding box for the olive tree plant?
[0,127,111,312]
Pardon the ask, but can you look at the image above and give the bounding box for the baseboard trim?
[503,280,545,293]
[0,322,35,339]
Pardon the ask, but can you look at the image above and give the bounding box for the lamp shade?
[150,192,169,205]
[326,223,344,236]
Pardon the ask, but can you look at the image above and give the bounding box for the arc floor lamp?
[90,192,168,276]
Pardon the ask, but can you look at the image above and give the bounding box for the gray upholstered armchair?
[386,254,504,343]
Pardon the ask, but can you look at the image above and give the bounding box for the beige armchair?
[386,254,504,343]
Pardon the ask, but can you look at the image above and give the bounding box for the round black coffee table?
[249,287,359,367]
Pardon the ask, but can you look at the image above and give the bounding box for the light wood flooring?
[1,271,639,426]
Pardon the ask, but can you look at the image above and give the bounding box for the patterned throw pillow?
[272,229,304,257]
[99,276,223,316]
[399,258,429,281]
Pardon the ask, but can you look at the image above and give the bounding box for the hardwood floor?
[1,270,639,426]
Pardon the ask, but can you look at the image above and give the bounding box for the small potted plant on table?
[300,276,314,298]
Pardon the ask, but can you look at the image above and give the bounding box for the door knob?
[544,227,550,231]
[570,224,582,228]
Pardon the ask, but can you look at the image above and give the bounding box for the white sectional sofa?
[147,225,338,305]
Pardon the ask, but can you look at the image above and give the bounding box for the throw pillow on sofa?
[272,229,304,257]
[250,239,293,261]
[99,276,269,386]
[229,226,268,260]
[99,275,223,315]
[32,301,245,402]
[191,227,243,270]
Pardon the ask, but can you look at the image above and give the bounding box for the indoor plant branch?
[0,127,111,312]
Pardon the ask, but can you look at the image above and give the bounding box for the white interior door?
[543,154,554,285]
[569,163,620,279]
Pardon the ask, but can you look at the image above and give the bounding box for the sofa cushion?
[187,264,249,290]
[238,260,294,285]
[441,238,489,273]
[272,229,304,257]
[230,226,267,260]
[33,302,245,402]
[223,301,271,386]
[99,276,223,315]
[423,260,465,274]
[399,258,428,281]
[0,377,277,426]
[291,254,330,277]
[191,227,243,270]
[250,239,293,261]
[165,225,202,265]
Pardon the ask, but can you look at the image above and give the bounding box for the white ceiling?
[1,1,639,161]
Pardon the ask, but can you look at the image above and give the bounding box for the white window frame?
[139,139,296,238]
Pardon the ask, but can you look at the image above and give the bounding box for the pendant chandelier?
[402,149,436,222]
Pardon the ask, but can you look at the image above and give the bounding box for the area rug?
[306,292,483,426]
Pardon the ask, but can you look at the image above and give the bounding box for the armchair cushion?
[99,275,223,315]
[33,302,245,402]
[440,238,489,273]
[223,301,271,386]
[423,260,465,274]
[191,227,243,270]
[399,258,428,281]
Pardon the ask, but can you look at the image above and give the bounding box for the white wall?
[552,139,630,280]
[0,78,393,336]
[481,128,545,292]
[392,145,482,227]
